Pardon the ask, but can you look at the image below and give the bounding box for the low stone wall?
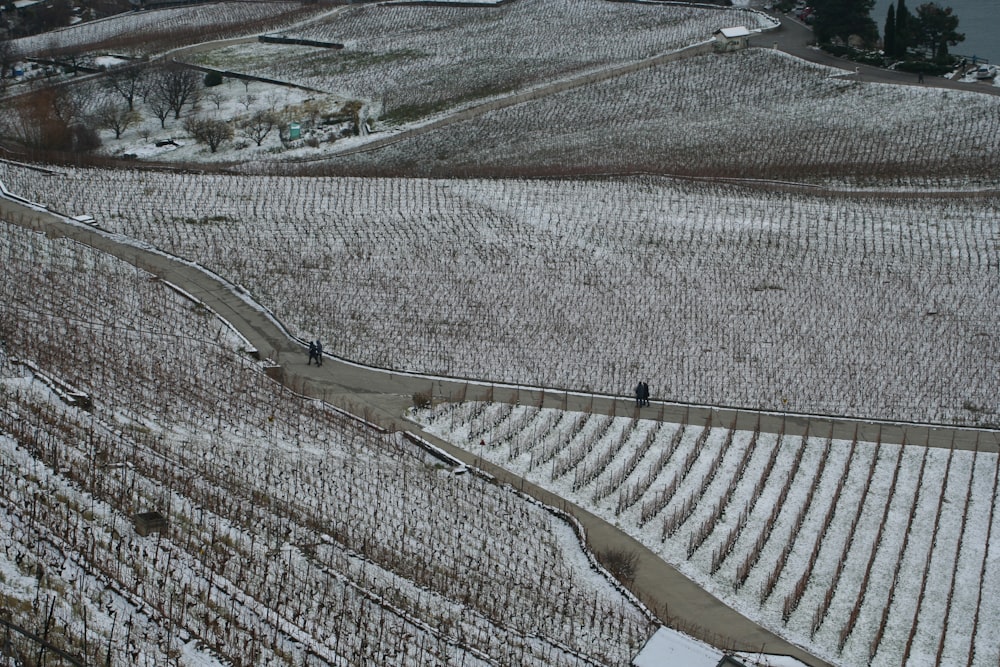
[258,34,344,49]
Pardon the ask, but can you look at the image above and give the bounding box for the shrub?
[896,60,952,75]
[204,70,223,87]
[71,123,102,152]
[820,43,885,66]
[599,547,639,586]
[412,391,432,410]
[183,116,233,153]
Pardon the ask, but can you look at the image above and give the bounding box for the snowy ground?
[318,48,1000,187]
[6,0,995,186]
[0,219,658,666]
[182,0,773,121]
[412,400,1000,667]
[2,2,998,665]
[8,2,321,57]
[95,77,354,164]
[1,164,996,428]
[1,0,778,166]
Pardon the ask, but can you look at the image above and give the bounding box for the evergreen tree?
[894,0,914,57]
[811,0,879,47]
[884,4,896,56]
[915,2,963,62]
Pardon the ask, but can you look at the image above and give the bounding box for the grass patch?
[381,81,516,125]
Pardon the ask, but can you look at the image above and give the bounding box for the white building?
[713,26,752,51]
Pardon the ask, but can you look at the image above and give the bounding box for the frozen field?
[0,219,656,665]
[413,400,1000,667]
[2,164,996,427]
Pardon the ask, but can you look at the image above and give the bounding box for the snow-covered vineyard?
[10,2,320,57]
[2,164,996,427]
[413,400,1000,667]
[187,0,774,120]
[322,48,1000,187]
[8,0,996,185]
[3,0,1000,664]
[0,222,657,665]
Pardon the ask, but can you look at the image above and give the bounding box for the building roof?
[632,626,815,667]
[717,26,752,39]
[632,627,726,667]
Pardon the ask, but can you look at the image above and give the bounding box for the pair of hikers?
[307,340,323,366]
[635,381,650,407]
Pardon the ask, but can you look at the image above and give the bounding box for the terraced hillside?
[0,219,654,665]
[415,401,1000,667]
[2,164,996,427]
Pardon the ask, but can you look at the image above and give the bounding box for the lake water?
[871,0,998,64]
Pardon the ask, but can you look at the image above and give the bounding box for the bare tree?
[104,64,147,111]
[150,64,201,120]
[343,100,363,136]
[183,116,232,153]
[48,47,85,77]
[6,87,99,152]
[263,92,282,113]
[6,89,67,149]
[240,93,257,111]
[204,89,225,111]
[93,99,140,139]
[237,110,278,147]
[0,39,20,86]
[50,86,86,128]
[146,88,172,129]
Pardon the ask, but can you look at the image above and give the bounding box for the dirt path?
[164,4,352,62]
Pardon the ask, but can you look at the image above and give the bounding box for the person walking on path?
[315,340,323,366]
[307,341,318,365]
[635,382,644,407]
[641,382,650,406]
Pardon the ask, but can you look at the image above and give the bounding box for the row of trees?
[2,61,283,153]
[883,0,963,63]
[808,0,963,65]
[1,62,201,151]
